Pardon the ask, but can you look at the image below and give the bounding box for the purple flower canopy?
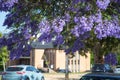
[0,0,120,60]
[104,53,118,66]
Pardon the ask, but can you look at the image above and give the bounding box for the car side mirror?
[36,69,40,73]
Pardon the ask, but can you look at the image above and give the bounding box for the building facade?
[7,42,90,72]
[7,48,90,72]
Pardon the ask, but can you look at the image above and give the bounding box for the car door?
[26,66,36,80]
[30,66,40,80]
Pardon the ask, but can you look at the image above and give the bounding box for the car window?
[104,64,111,69]
[6,67,24,71]
[26,66,37,72]
[30,66,37,71]
[92,64,104,70]
[26,67,32,71]
[116,66,120,68]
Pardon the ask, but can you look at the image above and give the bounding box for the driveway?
[43,73,88,80]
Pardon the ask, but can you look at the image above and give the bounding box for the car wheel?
[41,77,45,80]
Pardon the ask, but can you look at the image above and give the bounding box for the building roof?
[31,42,54,49]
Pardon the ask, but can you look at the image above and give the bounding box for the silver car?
[114,66,120,73]
[1,65,45,80]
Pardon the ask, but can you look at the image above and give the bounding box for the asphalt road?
[43,73,87,80]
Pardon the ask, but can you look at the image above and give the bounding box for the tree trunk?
[93,42,104,64]
[65,54,69,80]
[94,53,104,63]
[2,58,5,71]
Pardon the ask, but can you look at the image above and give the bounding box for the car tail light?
[16,71,25,74]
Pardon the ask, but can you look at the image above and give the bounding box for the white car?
[1,65,45,80]
[114,66,120,73]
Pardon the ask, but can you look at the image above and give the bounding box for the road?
[43,73,88,80]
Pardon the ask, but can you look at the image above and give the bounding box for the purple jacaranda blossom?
[96,0,110,10]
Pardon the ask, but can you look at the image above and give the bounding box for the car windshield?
[80,76,119,80]
[92,64,111,70]
[104,64,111,69]
[116,66,120,68]
[6,67,24,71]
[92,64,104,69]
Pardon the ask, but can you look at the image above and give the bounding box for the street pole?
[65,54,69,80]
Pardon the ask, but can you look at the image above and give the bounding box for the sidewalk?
[43,72,88,80]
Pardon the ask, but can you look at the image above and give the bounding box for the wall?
[55,50,66,70]
[31,49,44,69]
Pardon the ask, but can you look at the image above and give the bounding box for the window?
[75,60,76,64]
[71,60,73,65]
[68,60,70,65]
[30,66,37,71]
[26,67,32,71]
[6,67,23,71]
[19,59,30,65]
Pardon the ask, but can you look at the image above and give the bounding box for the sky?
[0,12,9,33]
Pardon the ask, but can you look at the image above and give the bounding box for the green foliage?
[113,44,120,65]
[0,33,9,70]
[90,53,94,65]
[0,46,9,63]
[117,54,120,65]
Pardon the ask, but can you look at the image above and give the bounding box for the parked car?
[113,65,120,73]
[1,65,45,80]
[80,72,120,80]
[91,63,113,73]
[56,69,71,73]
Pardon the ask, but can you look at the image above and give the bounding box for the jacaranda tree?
[0,0,120,64]
[104,52,118,66]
